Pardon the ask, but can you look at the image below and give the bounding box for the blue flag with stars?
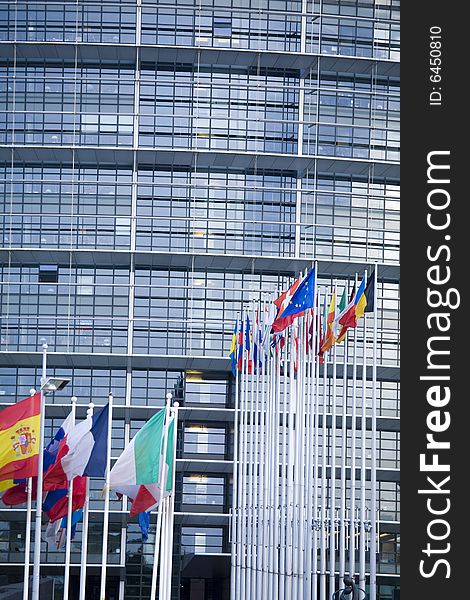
[279,267,316,319]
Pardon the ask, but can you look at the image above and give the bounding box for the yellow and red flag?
[321,292,336,353]
[0,393,41,482]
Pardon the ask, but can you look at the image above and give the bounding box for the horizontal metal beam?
[0,41,400,78]
[177,458,234,474]
[0,350,400,381]
[0,144,399,179]
[0,247,400,281]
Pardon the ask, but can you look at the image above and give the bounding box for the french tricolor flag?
[44,411,75,472]
[43,404,109,491]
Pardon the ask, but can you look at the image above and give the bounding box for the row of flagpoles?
[230,264,378,600]
[0,344,178,600]
[0,262,378,600]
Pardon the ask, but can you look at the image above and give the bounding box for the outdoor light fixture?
[40,377,71,394]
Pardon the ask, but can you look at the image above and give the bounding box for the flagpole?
[286,321,296,600]
[22,388,36,600]
[278,323,288,600]
[303,309,311,599]
[369,266,378,600]
[250,305,256,600]
[259,301,268,600]
[22,476,33,599]
[312,292,321,600]
[339,297,349,584]
[150,392,173,600]
[306,263,318,598]
[164,400,179,600]
[276,311,284,599]
[230,315,240,600]
[99,392,113,600]
[79,401,94,600]
[320,293,328,600]
[252,302,261,600]
[264,314,275,598]
[349,275,358,579]
[159,494,169,598]
[159,496,169,600]
[297,311,306,600]
[32,343,48,600]
[329,283,338,598]
[272,305,281,600]
[239,311,248,599]
[267,314,277,600]
[159,393,176,600]
[64,395,77,600]
[235,311,246,599]
[246,304,255,600]
[359,270,368,593]
[294,312,305,600]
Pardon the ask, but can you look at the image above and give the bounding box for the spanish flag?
[0,393,41,482]
[321,292,336,353]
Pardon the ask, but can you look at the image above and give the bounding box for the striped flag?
[321,292,336,353]
[0,393,41,482]
[43,404,109,490]
[109,409,176,516]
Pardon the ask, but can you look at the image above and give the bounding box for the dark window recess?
[213,18,232,38]
[38,265,59,283]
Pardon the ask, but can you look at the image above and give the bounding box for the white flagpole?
[329,284,338,598]
[251,300,261,599]
[349,275,358,579]
[303,309,312,598]
[273,314,281,600]
[246,304,255,600]
[258,301,267,600]
[296,315,307,598]
[235,312,246,599]
[286,322,296,600]
[279,323,287,600]
[160,394,176,600]
[164,400,179,600]
[32,343,48,600]
[269,318,280,600]
[292,320,299,600]
[260,314,268,599]
[339,291,349,584]
[79,401,94,600]
[303,310,310,600]
[369,266,378,600]
[312,291,321,600]
[265,315,277,598]
[240,311,249,598]
[279,324,288,600]
[158,498,169,600]
[359,270,368,593]
[293,313,305,600]
[23,388,36,600]
[306,262,318,598]
[230,316,240,600]
[99,392,113,600]
[150,393,173,600]
[252,302,263,600]
[64,395,77,600]
[319,292,328,600]
[159,496,169,600]
[23,478,33,600]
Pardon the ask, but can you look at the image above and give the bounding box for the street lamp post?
[31,344,71,600]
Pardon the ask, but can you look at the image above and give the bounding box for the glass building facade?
[0,1,399,599]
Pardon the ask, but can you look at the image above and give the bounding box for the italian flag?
[109,409,175,516]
